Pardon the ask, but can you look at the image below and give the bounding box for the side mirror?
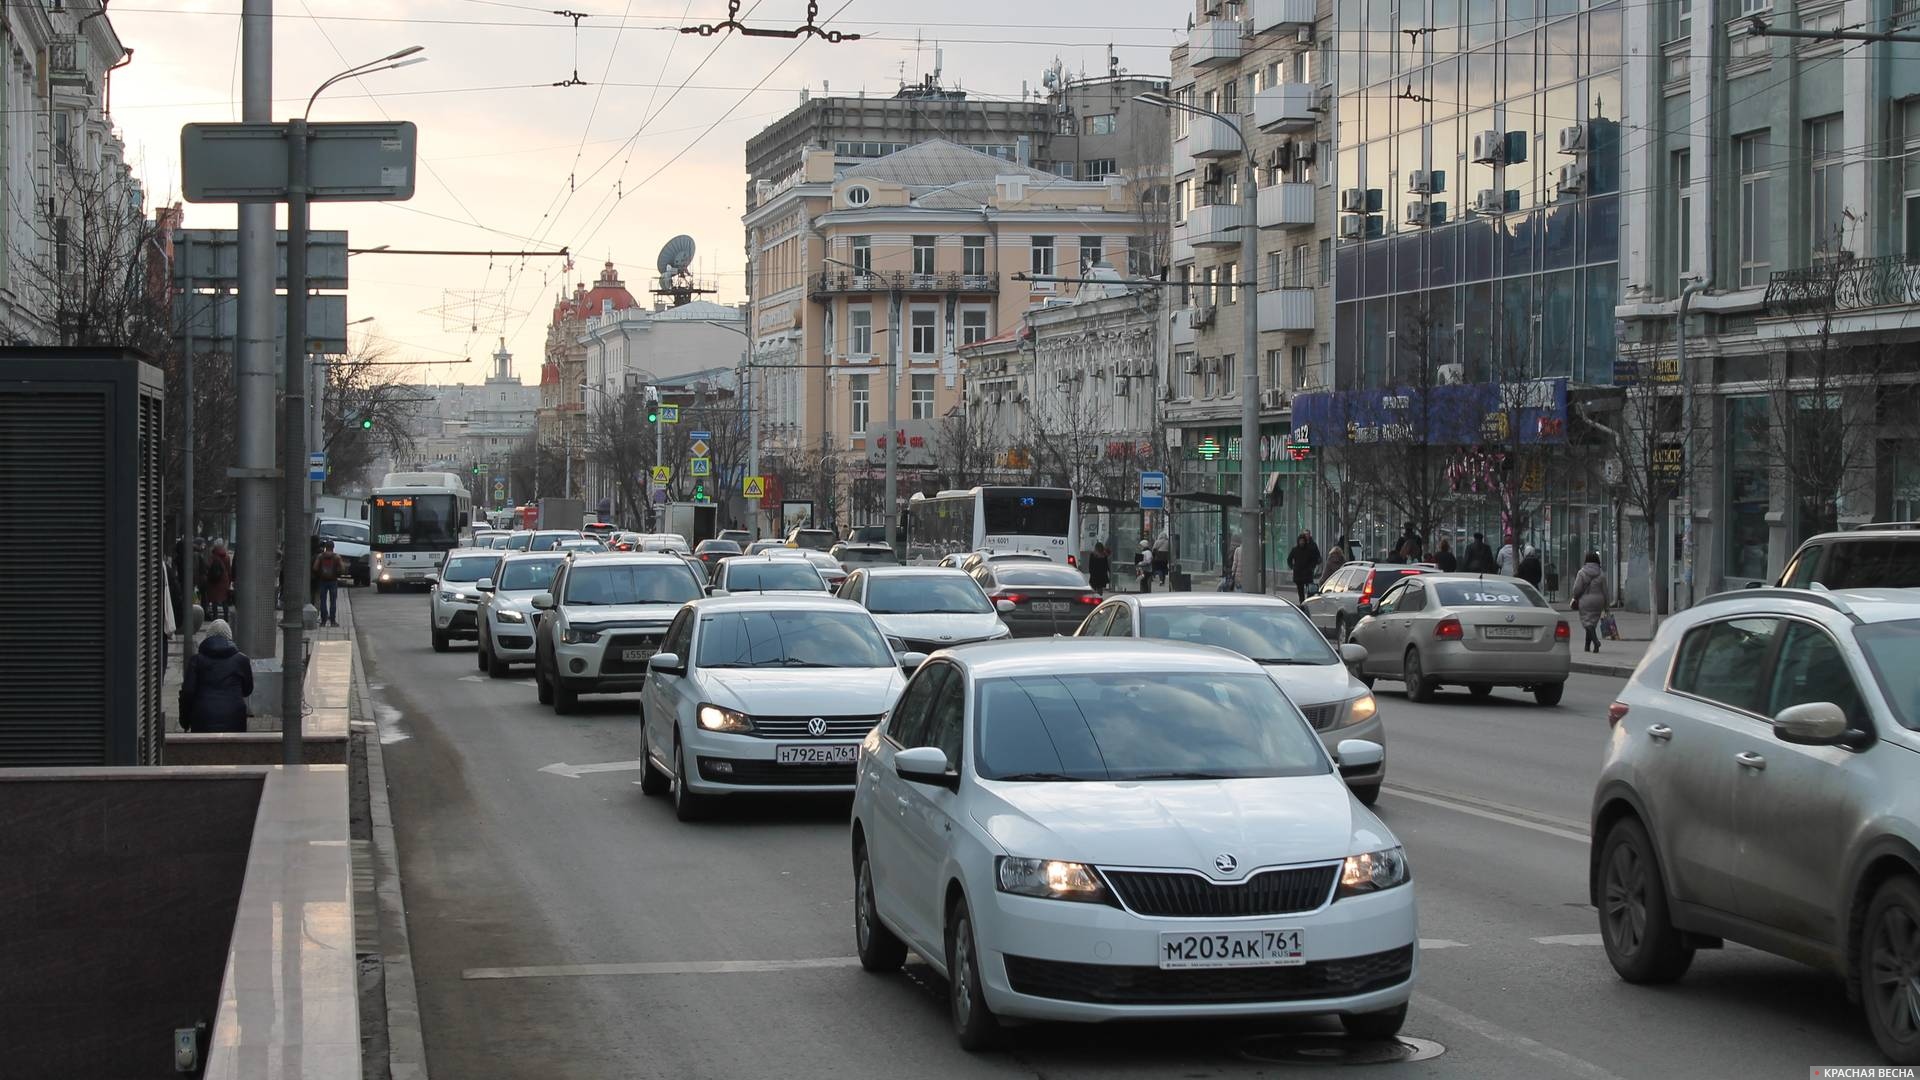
[1334,738,1385,778]
[476,578,496,593]
[1338,642,1368,665]
[995,598,1017,614]
[1745,580,1764,589]
[705,585,725,597]
[647,652,685,677]
[531,593,554,611]
[1772,701,1850,746]
[895,745,957,790]
[898,651,929,672]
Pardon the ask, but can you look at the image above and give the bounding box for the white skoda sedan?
[849,639,1415,1050]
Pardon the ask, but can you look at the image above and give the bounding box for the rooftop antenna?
[933,43,943,88]
[652,234,716,308]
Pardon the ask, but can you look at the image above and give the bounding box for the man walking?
[312,541,347,628]
[1462,532,1494,573]
[1286,532,1322,604]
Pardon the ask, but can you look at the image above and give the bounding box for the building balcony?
[1170,308,1197,347]
[1252,0,1318,32]
[1257,182,1315,229]
[1189,202,1249,248]
[1189,115,1244,159]
[1254,83,1317,134]
[1762,256,1920,317]
[1189,20,1245,66]
[809,270,999,301]
[1258,287,1314,332]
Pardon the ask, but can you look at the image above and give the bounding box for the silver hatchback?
[1591,587,1920,1064]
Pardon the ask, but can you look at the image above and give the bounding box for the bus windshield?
[372,494,462,551]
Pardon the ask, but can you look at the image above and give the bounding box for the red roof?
[553,260,639,323]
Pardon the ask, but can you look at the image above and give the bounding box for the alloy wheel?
[857,860,876,951]
[1868,898,1920,1042]
[1603,842,1647,956]
[953,916,976,1027]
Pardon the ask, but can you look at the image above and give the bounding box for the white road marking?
[539,760,649,779]
[458,675,485,683]
[1381,785,1590,844]
[1413,992,1634,1080]
[1419,938,1470,949]
[463,957,864,980]
[1533,933,1605,946]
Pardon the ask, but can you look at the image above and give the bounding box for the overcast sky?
[111,1,1186,384]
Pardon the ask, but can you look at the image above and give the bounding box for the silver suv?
[531,553,704,713]
[1591,587,1920,1064]
[1776,525,1920,590]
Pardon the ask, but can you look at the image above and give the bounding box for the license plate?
[775,744,860,765]
[622,647,654,662]
[1483,625,1534,639]
[1159,928,1307,969]
[1035,601,1070,613]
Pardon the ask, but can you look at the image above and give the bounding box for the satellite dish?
[657,234,696,276]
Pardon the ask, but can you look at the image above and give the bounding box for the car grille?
[1102,864,1339,918]
[900,637,992,654]
[498,634,533,650]
[1001,945,1413,1006]
[747,715,882,739]
[1299,703,1341,731]
[600,633,664,673]
[447,610,476,631]
[695,757,857,786]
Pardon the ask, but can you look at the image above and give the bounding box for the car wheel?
[476,634,489,670]
[1469,682,1492,698]
[431,626,450,653]
[1333,614,1350,643]
[1534,682,1565,706]
[638,747,670,797]
[946,896,1002,1051]
[1403,647,1435,703]
[1859,875,1920,1064]
[1351,782,1382,807]
[1596,817,1694,983]
[535,652,555,705]
[487,642,511,678]
[554,680,578,714]
[854,841,908,972]
[1340,1002,1407,1040]
[672,738,708,822]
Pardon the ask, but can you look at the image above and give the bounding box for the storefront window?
[1894,444,1920,521]
[1726,396,1772,581]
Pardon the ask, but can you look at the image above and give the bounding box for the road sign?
[307,451,327,483]
[1139,470,1167,510]
[173,292,350,354]
[659,405,680,424]
[689,457,711,477]
[688,438,710,459]
[689,429,711,441]
[182,121,418,203]
[650,465,673,483]
[742,475,766,498]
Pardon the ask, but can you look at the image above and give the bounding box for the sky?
[110,0,1188,385]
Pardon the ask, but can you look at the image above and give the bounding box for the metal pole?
[1677,279,1706,609]
[654,384,664,529]
[747,347,760,538]
[281,117,310,765]
[883,289,901,552]
[180,244,197,677]
[1238,129,1260,593]
[235,0,275,656]
[564,425,571,497]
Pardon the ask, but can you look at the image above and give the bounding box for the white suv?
[474,552,569,677]
[532,553,704,713]
[1592,587,1920,1064]
[429,549,503,653]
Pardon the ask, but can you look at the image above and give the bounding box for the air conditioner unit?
[1202,163,1224,186]
[1471,130,1505,164]
[1408,170,1433,194]
[1183,356,1202,374]
[1204,357,1221,374]
[1472,188,1505,215]
[1193,304,1217,327]
[1339,187,1368,212]
[1556,162,1588,195]
[1437,362,1465,385]
[1297,26,1314,44]
[1261,387,1289,409]
[1338,214,1365,238]
[1406,198,1434,226]
[1557,123,1587,154]
[1296,140,1317,163]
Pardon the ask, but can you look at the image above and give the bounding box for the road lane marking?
[1413,992,1633,1080]
[1533,933,1605,946]
[1420,938,1470,949]
[464,957,865,980]
[538,760,649,779]
[1380,786,1589,844]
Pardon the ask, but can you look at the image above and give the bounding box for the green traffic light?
[647,409,659,423]
[361,417,374,430]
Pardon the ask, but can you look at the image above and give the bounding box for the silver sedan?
[1350,573,1571,705]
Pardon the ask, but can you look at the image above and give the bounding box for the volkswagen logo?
[1213,853,1239,875]
[806,717,829,737]
[1504,613,1517,623]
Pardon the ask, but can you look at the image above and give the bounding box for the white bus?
[369,471,473,591]
[905,486,1080,567]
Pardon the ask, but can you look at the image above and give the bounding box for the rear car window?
[1368,568,1424,592]
[1433,581,1547,607]
[994,566,1087,587]
[1808,538,1920,589]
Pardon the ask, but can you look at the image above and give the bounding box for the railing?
[1763,256,1920,317]
[809,270,1000,296]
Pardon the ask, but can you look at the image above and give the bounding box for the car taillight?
[1359,577,1374,603]
[994,592,1027,604]
[1434,617,1463,640]
[1607,701,1630,727]
[1555,620,1571,641]
[1067,554,1078,567]
[1076,594,1100,605]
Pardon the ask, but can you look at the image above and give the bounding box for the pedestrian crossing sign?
[650,465,672,483]
[689,457,711,477]
[742,475,766,498]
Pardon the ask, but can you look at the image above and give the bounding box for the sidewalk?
[163,589,357,733]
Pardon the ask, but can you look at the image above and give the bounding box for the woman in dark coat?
[203,543,234,619]
[1517,545,1544,588]
[1087,542,1112,593]
[181,619,253,733]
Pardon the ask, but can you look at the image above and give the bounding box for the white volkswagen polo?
[849,638,1415,1050]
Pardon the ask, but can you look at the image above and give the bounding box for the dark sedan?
[969,562,1098,636]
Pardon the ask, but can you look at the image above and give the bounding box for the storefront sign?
[1293,378,1569,448]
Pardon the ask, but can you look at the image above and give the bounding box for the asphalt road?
[358,589,1885,1079]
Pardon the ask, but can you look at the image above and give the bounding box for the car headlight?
[560,626,601,644]
[697,704,754,733]
[1338,692,1378,728]
[1337,846,1410,899]
[444,590,471,603]
[495,609,526,624]
[995,857,1116,905]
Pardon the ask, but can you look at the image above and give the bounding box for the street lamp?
[306,45,427,120]
[1137,89,1262,591]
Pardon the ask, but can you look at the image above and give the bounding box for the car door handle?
[1646,724,1673,742]
[896,795,910,807]
[1735,751,1767,770]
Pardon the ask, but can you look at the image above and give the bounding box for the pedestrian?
[1462,532,1495,573]
[1570,550,1609,653]
[1088,541,1112,594]
[1286,531,1321,604]
[1151,529,1172,585]
[1219,540,1242,592]
[1433,538,1457,572]
[204,542,234,620]
[1135,540,1154,594]
[1324,536,1348,577]
[312,540,347,627]
[1497,535,1518,578]
[1396,522,1424,562]
[1518,544,1544,587]
[180,619,253,734]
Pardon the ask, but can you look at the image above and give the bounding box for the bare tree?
[583,391,656,527]
[1480,333,1571,552]
[322,345,427,492]
[19,161,171,352]
[509,438,567,504]
[1340,299,1468,551]
[1586,331,1689,630]
[936,404,1009,490]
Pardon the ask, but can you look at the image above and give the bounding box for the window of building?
[54,218,69,275]
[962,308,988,346]
[1221,354,1236,397]
[1222,263,1238,304]
[910,308,938,356]
[1177,265,1193,307]
[1266,348,1284,387]
[1031,236,1055,276]
[53,111,71,164]
[1736,133,1771,288]
[1290,344,1310,389]
[911,374,935,420]
[849,306,873,355]
[1173,179,1189,224]
[852,235,873,274]
[1053,161,1076,178]
[844,185,871,206]
[1128,234,1152,276]
[850,374,870,435]
[1662,0,1693,41]
[1673,150,1692,285]
[1200,266,1216,307]
[1903,100,1920,259]
[1318,239,1332,286]
[963,236,988,277]
[1080,235,1104,270]
[1727,395,1772,578]
[1290,243,1309,288]
[1083,114,1116,136]
[913,235,936,275]
[1083,158,1117,179]
[1807,115,1845,256]
[1175,351,1195,398]
[1731,0,1770,54]
[1222,79,1238,115]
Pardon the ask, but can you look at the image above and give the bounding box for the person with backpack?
[312,540,348,628]
[204,542,234,620]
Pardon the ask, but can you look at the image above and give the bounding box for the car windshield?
[529,533,573,551]
[837,547,895,566]
[793,530,835,549]
[1140,605,1337,665]
[993,566,1085,587]
[317,521,368,544]
[1854,618,1920,730]
[974,672,1329,782]
[442,555,500,583]
[724,560,829,592]
[505,534,532,550]
[558,540,598,551]
[868,575,991,615]
[499,558,564,591]
[562,564,703,606]
[696,609,894,668]
[1433,581,1547,607]
[697,540,741,554]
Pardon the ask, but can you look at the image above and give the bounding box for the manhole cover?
[1239,1034,1446,1066]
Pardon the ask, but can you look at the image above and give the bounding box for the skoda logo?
[807,717,829,737]
[1213,853,1239,876]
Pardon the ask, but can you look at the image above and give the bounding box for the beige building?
[743,140,1157,530]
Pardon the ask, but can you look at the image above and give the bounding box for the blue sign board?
[1290,378,1569,448]
[307,451,327,482]
[1138,470,1167,510]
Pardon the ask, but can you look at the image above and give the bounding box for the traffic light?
[360,416,374,430]
[646,404,659,423]
[692,481,708,503]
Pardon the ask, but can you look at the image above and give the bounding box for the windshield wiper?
[1128,771,1233,780]
[992,771,1086,782]
[778,659,838,667]
[1252,657,1318,665]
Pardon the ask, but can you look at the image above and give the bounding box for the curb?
[348,593,431,1080]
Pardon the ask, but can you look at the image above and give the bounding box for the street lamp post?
[1138,91,1261,591]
